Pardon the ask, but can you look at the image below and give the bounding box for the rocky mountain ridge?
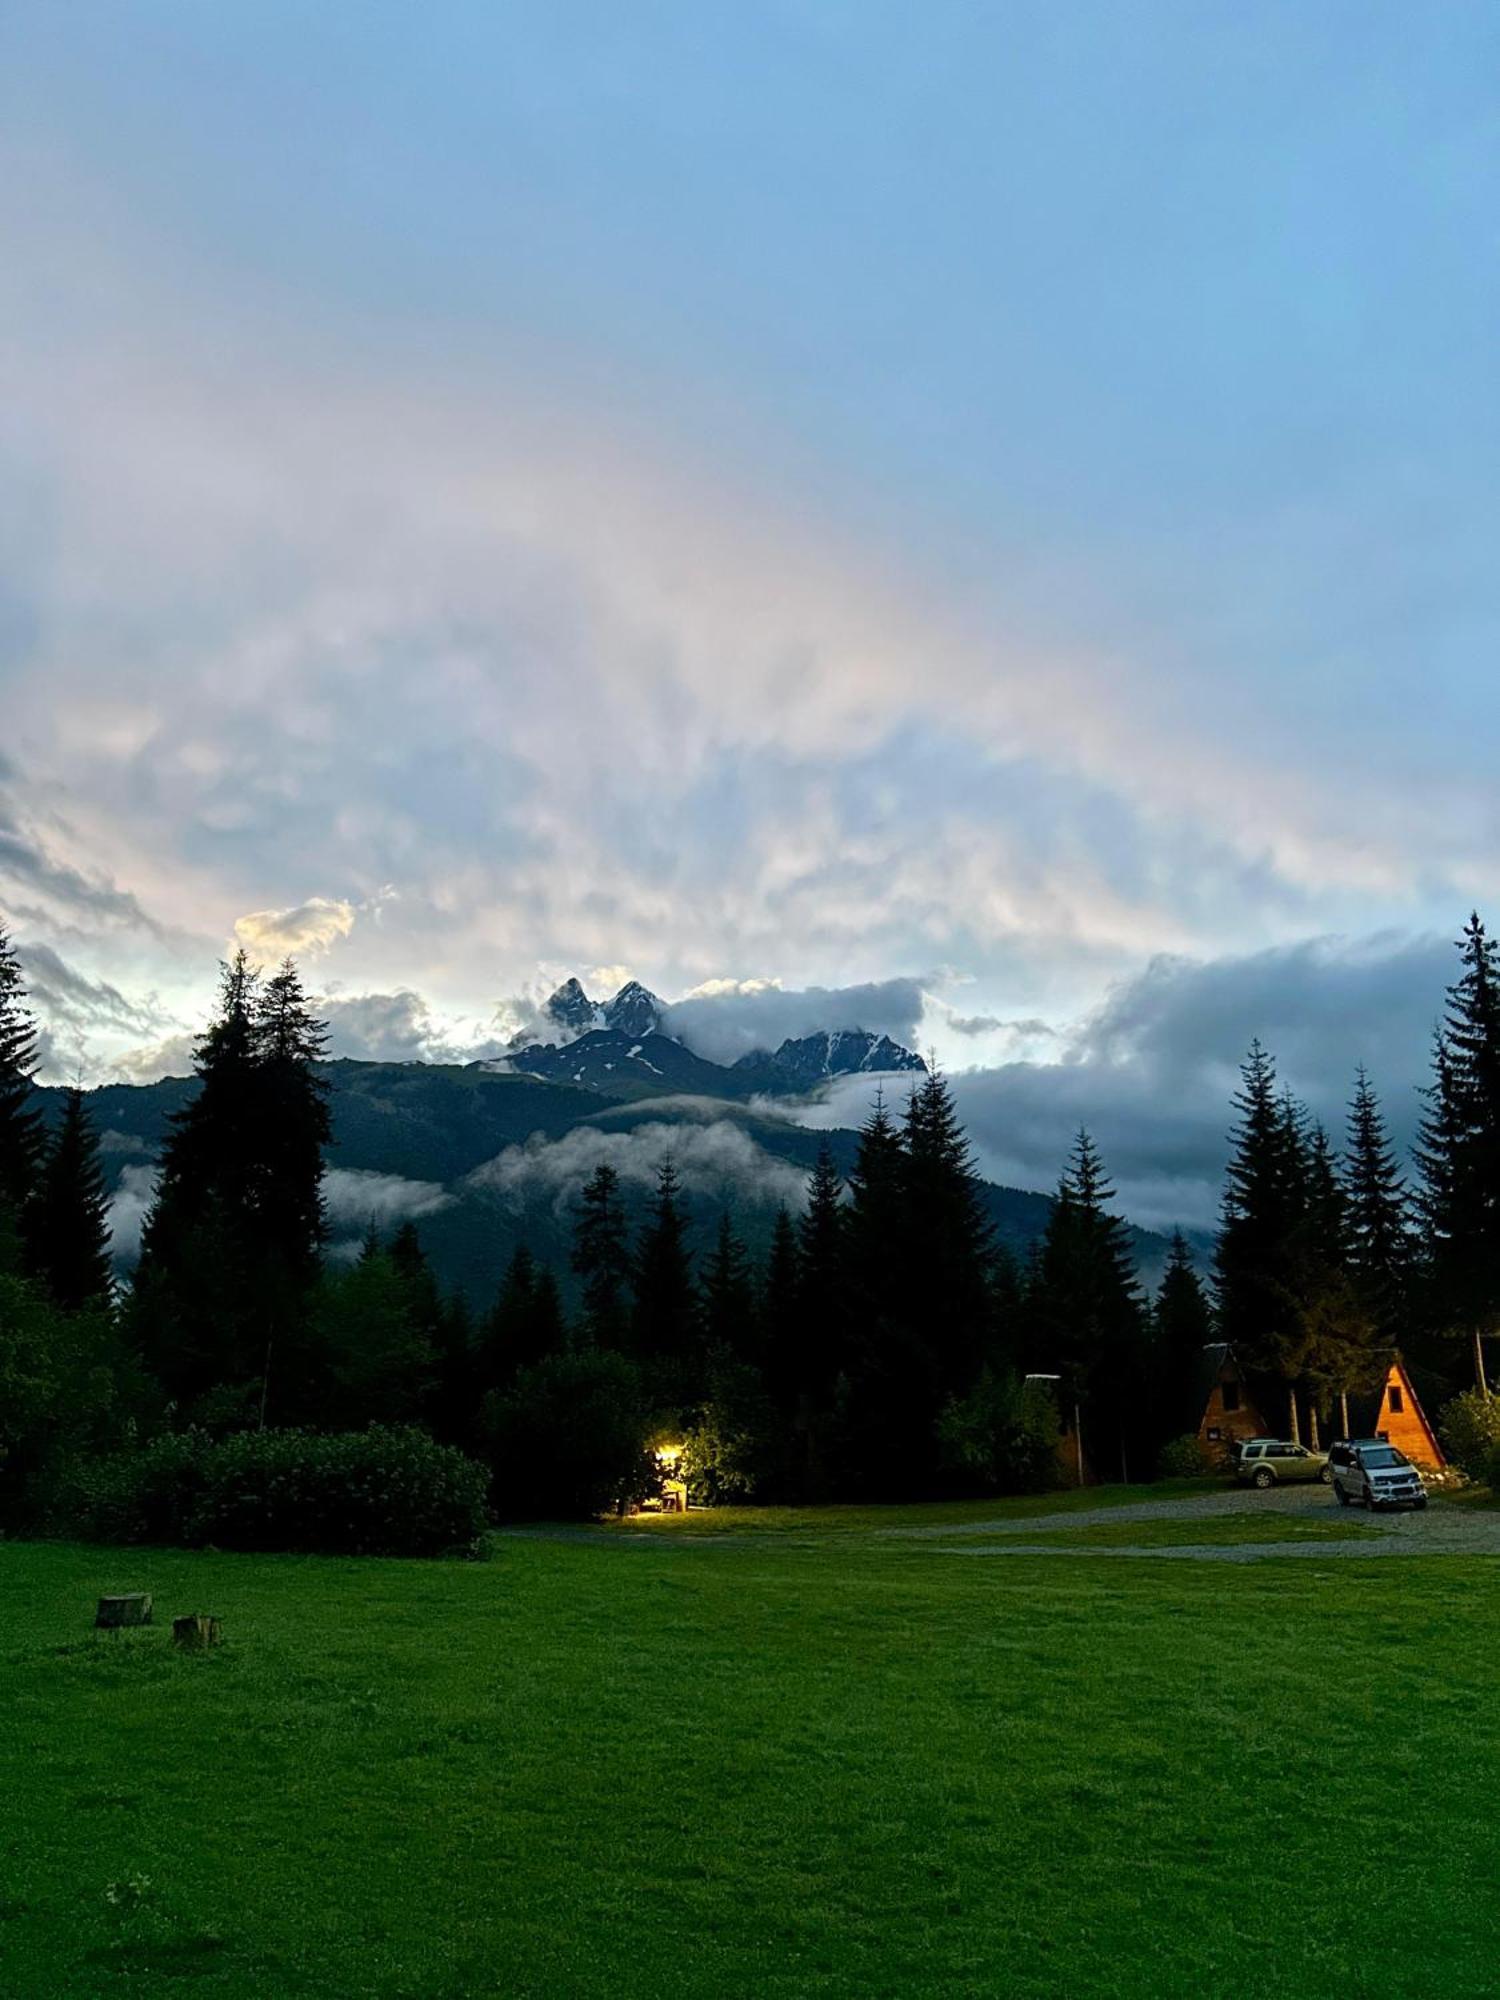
[504,978,927,1100]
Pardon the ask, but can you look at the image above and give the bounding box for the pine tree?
[1343,1067,1412,1344]
[1416,914,1500,1390]
[571,1162,631,1349]
[132,952,331,1417]
[1152,1231,1214,1441]
[252,959,331,1283]
[0,921,42,1267]
[481,1245,567,1387]
[630,1160,700,1403]
[1214,1041,1313,1422]
[310,1245,434,1427]
[795,1144,847,1403]
[1032,1131,1147,1479]
[24,1088,113,1312]
[759,1205,801,1408]
[900,1068,993,1393]
[837,1089,916,1492]
[133,953,264,1402]
[701,1210,757,1362]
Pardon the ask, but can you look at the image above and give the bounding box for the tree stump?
[95,1594,152,1629]
[171,1615,221,1652]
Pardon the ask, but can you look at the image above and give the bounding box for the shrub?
[486,1348,658,1520]
[71,1426,488,1556]
[1436,1389,1500,1482]
[680,1358,779,1505]
[1157,1434,1207,1480]
[935,1368,1061,1495]
[1486,1442,1500,1494]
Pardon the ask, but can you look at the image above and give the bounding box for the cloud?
[109,1033,200,1084]
[5,215,1484,1051]
[663,977,927,1065]
[323,1166,456,1232]
[319,988,515,1066]
[106,1163,160,1264]
[233,897,356,960]
[0,812,167,939]
[467,1119,808,1216]
[796,931,1456,1234]
[320,990,442,1064]
[15,940,178,1079]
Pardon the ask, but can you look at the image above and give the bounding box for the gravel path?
[888,1485,1500,1562]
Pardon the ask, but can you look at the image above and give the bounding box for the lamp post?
[1025,1372,1083,1489]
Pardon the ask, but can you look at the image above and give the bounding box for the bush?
[1157,1434,1207,1480]
[1436,1389,1500,1482]
[1486,1442,1500,1494]
[486,1348,658,1521]
[0,1275,147,1532]
[70,1426,488,1556]
[680,1358,779,1505]
[935,1369,1061,1495]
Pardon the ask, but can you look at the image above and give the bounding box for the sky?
[2,3,1497,1226]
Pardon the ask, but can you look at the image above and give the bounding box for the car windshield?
[1360,1447,1409,1469]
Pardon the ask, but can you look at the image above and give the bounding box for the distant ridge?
[503,979,927,1100]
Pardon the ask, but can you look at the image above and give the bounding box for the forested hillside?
[31,1058,1179,1306]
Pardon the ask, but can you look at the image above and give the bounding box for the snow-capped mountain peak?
[544,977,605,1036]
[604,980,664,1039]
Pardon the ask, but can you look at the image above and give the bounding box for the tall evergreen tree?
[630,1160,700,1401]
[252,959,331,1282]
[24,1088,113,1312]
[1152,1230,1214,1442]
[133,953,264,1402]
[0,921,42,1268]
[795,1144,848,1403]
[571,1162,631,1349]
[133,952,331,1416]
[1214,1041,1313,1426]
[481,1244,567,1387]
[701,1210,757,1362]
[837,1089,917,1493]
[900,1068,993,1394]
[1343,1067,1412,1345]
[1416,913,1500,1391]
[1031,1130,1147,1479]
[758,1205,801,1407]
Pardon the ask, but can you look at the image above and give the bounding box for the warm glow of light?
[655,1441,684,1468]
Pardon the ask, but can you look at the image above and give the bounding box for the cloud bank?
[467,1121,807,1217]
[798,932,1455,1233]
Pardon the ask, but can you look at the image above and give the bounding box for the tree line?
[2,915,1498,1530]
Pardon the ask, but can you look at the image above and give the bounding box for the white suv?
[1328,1440,1428,1511]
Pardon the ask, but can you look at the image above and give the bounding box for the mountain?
[32,1050,1191,1314]
[732,1029,927,1094]
[494,1028,734,1100]
[603,980,664,1039]
[503,979,927,1105]
[543,976,604,1036]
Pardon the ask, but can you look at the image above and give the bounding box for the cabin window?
[1388,1384,1404,1414]
[1222,1381,1241,1411]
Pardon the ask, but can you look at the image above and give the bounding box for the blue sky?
[1,3,1496,1218]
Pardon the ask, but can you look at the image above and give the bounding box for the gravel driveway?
[892,1485,1500,1561]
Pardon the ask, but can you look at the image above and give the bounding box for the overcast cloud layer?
[2,7,1495,1233]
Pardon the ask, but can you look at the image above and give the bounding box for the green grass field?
[5,1505,1499,1998]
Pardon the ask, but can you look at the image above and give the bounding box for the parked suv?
[1328,1440,1428,1510]
[1234,1439,1332,1488]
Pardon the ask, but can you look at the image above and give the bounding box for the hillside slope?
[33,1060,1182,1308]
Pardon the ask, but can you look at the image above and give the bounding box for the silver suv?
[1234,1439,1332,1487]
[1328,1440,1427,1511]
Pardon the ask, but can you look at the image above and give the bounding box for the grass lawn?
[5,1510,1499,1998]
[607,1476,1225,1537]
[1005,1511,1374,1547]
